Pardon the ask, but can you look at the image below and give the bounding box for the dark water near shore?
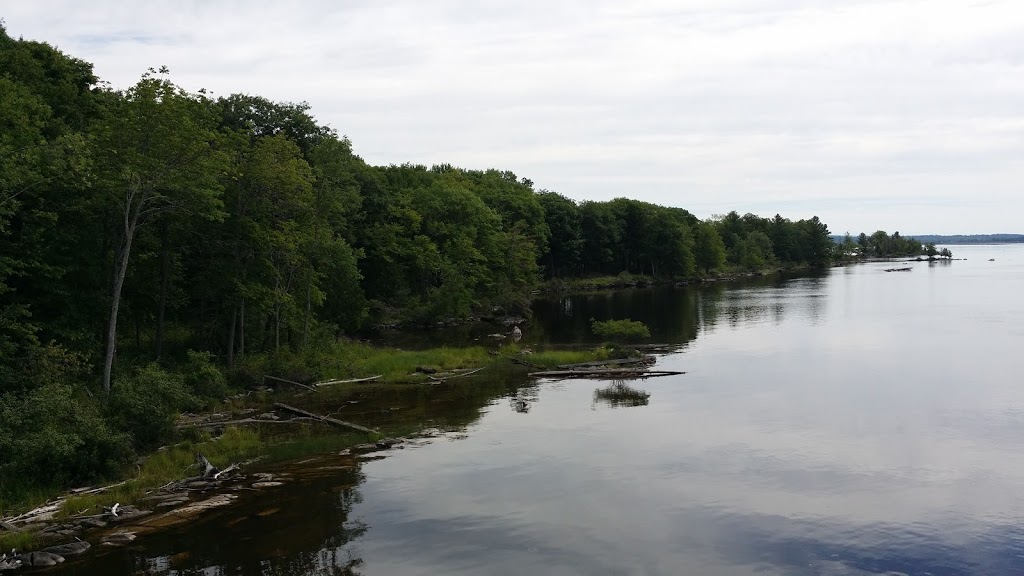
[57,245,1024,575]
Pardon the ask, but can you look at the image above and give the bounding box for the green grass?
[0,529,36,552]
[591,319,651,341]
[312,341,614,383]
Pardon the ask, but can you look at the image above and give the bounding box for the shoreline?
[0,343,620,555]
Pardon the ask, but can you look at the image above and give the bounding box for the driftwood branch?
[196,453,217,477]
[264,375,317,392]
[315,374,382,387]
[529,369,686,379]
[557,356,655,370]
[273,403,377,434]
[69,480,128,496]
[3,501,64,524]
[213,463,240,480]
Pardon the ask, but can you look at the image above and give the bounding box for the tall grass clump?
[591,318,651,341]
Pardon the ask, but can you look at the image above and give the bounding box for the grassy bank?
[541,264,817,293]
[0,341,615,550]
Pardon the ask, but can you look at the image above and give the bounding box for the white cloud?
[5,0,1024,233]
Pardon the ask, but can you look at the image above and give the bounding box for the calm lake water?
[57,245,1024,575]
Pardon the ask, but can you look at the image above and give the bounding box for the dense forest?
[0,26,836,499]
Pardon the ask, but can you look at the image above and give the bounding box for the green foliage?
[181,350,229,401]
[591,319,652,341]
[851,230,927,258]
[695,223,727,273]
[0,384,132,502]
[107,363,199,451]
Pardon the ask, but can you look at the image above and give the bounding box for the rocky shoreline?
[0,428,451,571]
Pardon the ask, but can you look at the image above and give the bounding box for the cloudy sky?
[5,0,1023,234]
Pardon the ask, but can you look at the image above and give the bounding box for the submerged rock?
[17,551,66,566]
[41,541,91,556]
[251,481,284,489]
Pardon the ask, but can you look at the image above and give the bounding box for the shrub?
[181,350,229,401]
[108,363,199,451]
[0,384,132,502]
[591,318,651,341]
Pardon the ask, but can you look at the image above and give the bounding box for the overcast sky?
[5,0,1023,234]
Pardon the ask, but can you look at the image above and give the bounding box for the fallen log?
[5,500,64,524]
[69,480,128,496]
[273,402,377,434]
[557,356,655,370]
[264,375,317,392]
[427,367,486,383]
[176,417,318,429]
[489,351,541,369]
[528,369,686,379]
[315,374,382,387]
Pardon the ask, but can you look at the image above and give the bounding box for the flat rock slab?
[101,532,137,546]
[138,494,239,530]
[155,498,190,509]
[251,481,284,488]
[109,508,152,523]
[170,495,237,517]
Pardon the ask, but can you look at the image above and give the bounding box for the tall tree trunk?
[303,273,311,350]
[238,298,245,359]
[155,220,170,360]
[102,221,137,394]
[274,274,281,353]
[226,303,237,369]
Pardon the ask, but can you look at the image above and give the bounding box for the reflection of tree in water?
[510,384,540,413]
[593,380,650,408]
[698,272,829,331]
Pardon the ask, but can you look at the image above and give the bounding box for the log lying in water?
[273,402,377,434]
[557,356,655,370]
[315,374,382,386]
[528,369,686,379]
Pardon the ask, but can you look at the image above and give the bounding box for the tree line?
[0,26,836,497]
[835,231,953,259]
